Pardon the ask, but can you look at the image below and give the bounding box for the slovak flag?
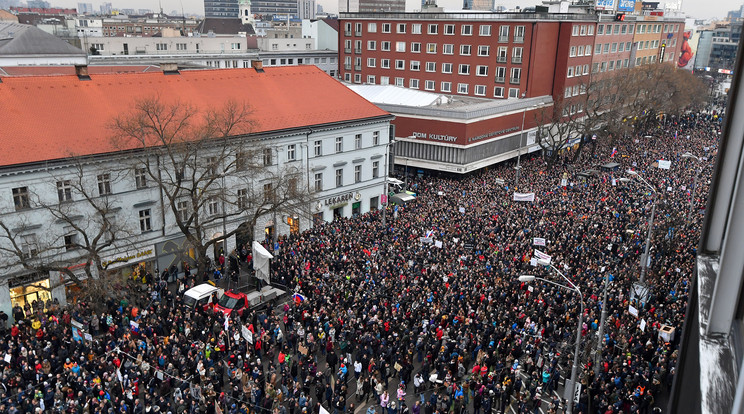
[610,147,618,158]
[425,230,435,239]
[293,293,306,303]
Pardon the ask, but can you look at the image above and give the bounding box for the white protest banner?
[640,319,647,332]
[658,160,672,170]
[242,325,254,344]
[530,258,538,267]
[533,238,546,246]
[560,178,568,187]
[320,406,331,414]
[4,354,10,363]
[459,207,466,213]
[513,192,536,202]
[528,286,534,292]
[534,249,552,263]
[116,368,123,383]
[434,240,443,248]
[628,305,639,317]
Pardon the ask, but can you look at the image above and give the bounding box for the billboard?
[678,31,694,71]
[595,0,616,10]
[617,0,635,12]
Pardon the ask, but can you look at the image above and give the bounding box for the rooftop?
[0,22,85,56]
[0,66,389,168]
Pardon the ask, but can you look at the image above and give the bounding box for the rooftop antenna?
[159,0,163,15]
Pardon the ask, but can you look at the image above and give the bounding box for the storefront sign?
[468,126,520,143]
[102,249,155,269]
[324,192,355,206]
[8,273,48,288]
[412,131,458,143]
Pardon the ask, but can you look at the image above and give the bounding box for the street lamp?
[523,258,584,414]
[681,152,702,221]
[626,170,656,285]
[382,139,396,226]
[515,104,537,191]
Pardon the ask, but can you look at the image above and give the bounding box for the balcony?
[514,36,525,43]
[344,64,351,70]
[355,31,362,37]
[344,48,351,54]
[355,65,362,71]
[510,78,521,85]
[497,56,507,63]
[344,31,351,36]
[512,56,523,64]
[495,76,505,83]
[499,36,509,43]
[355,49,362,54]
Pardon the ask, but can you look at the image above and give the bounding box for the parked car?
[182,283,224,312]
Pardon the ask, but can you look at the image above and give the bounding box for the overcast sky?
[49,0,739,20]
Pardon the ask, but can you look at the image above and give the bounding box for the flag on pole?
[610,147,618,158]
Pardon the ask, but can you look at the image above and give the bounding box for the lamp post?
[515,104,536,191]
[521,258,584,414]
[681,152,702,222]
[382,139,395,226]
[626,170,656,285]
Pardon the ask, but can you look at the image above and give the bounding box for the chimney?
[75,64,91,80]
[161,62,180,74]
[251,60,264,73]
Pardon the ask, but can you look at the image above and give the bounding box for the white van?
[182,283,224,311]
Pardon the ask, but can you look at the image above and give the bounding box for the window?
[206,156,219,177]
[426,43,437,53]
[444,24,455,35]
[476,65,488,76]
[382,41,391,51]
[354,165,362,183]
[565,87,571,98]
[231,43,241,50]
[611,42,617,53]
[426,61,436,72]
[57,180,72,202]
[425,80,435,90]
[176,43,186,51]
[410,42,421,53]
[287,144,296,161]
[441,82,452,92]
[335,136,343,153]
[412,24,422,34]
[497,46,508,63]
[176,200,189,222]
[382,23,391,33]
[509,88,520,98]
[395,59,405,70]
[410,61,420,71]
[263,148,273,166]
[97,173,112,196]
[514,25,525,42]
[577,45,584,56]
[428,24,438,34]
[478,45,490,56]
[512,47,523,63]
[567,67,574,77]
[604,43,610,53]
[21,234,38,259]
[457,83,468,94]
[139,209,152,232]
[495,66,506,83]
[592,62,599,73]
[373,131,380,146]
[460,44,471,55]
[494,86,504,98]
[395,77,404,87]
[443,44,454,54]
[396,42,406,52]
[499,25,509,42]
[381,59,390,69]
[355,22,362,35]
[409,79,419,89]
[397,23,406,33]
[134,167,147,189]
[368,22,377,32]
[354,134,362,150]
[335,169,343,187]
[595,44,602,54]
[479,24,490,36]
[263,183,274,203]
[458,64,470,75]
[314,140,322,156]
[570,46,576,57]
[583,64,589,75]
[372,161,379,178]
[580,25,587,36]
[462,24,473,35]
[474,85,487,96]
[380,76,390,85]
[367,40,376,50]
[572,26,579,36]
[442,63,453,73]
[156,43,167,51]
[619,42,625,52]
[367,75,376,84]
[236,188,248,210]
[367,58,376,67]
[314,173,323,192]
[510,67,521,84]
[588,25,594,35]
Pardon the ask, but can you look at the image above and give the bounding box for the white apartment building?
[0,64,392,322]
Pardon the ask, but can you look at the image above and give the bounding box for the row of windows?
[347,22,526,42]
[343,73,521,98]
[594,41,633,54]
[346,40,523,60]
[313,161,382,192]
[11,133,384,209]
[569,44,594,58]
[346,59,521,82]
[566,64,590,78]
[596,23,633,36]
[591,58,631,73]
[571,25,595,37]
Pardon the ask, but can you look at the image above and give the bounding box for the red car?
[213,291,249,317]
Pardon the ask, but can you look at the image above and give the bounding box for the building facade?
[0,65,392,322]
[205,0,240,18]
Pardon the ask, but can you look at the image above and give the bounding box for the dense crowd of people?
[0,109,722,414]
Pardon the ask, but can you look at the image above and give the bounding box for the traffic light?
[615,13,625,21]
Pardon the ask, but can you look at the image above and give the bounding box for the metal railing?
[512,56,523,64]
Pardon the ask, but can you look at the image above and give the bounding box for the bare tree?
[535,95,582,167]
[111,96,312,277]
[0,158,137,302]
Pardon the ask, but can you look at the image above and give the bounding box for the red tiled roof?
[0,66,389,167]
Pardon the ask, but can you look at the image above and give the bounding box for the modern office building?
[0,64,392,321]
[205,0,240,18]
